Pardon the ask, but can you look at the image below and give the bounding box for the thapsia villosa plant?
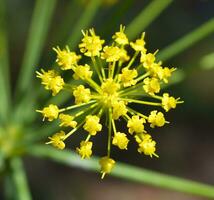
[36,25,183,178]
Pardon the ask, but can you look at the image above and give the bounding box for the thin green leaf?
[16,0,57,96]
[126,0,173,40]
[54,0,82,44]
[10,157,32,200]
[200,52,214,70]
[101,0,134,36]
[13,0,101,123]
[158,18,214,61]
[4,174,16,200]
[0,0,10,123]
[67,0,102,49]
[30,145,214,199]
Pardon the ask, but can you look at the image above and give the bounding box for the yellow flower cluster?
[37,25,183,178]
[36,70,64,96]
[135,134,157,157]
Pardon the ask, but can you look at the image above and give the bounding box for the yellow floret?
[53,46,81,70]
[130,32,146,52]
[73,85,91,104]
[37,104,59,121]
[127,115,146,134]
[101,78,120,95]
[162,93,177,112]
[112,100,127,120]
[49,75,65,96]
[79,28,105,57]
[99,156,115,179]
[59,114,77,128]
[101,46,122,62]
[112,132,129,150]
[36,69,64,96]
[112,25,128,45]
[140,52,156,68]
[76,141,93,159]
[73,64,93,80]
[137,134,158,157]
[148,110,165,128]
[119,48,130,63]
[83,115,102,135]
[156,67,176,83]
[36,69,56,87]
[143,77,160,95]
[119,67,138,87]
[46,131,66,150]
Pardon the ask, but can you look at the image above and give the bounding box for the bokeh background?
[1,0,214,199]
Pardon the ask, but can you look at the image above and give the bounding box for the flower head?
[76,141,93,159]
[112,100,127,120]
[112,132,129,150]
[101,46,122,62]
[101,78,120,95]
[119,67,138,87]
[53,46,81,70]
[37,25,183,178]
[83,115,102,135]
[73,85,91,104]
[156,67,176,83]
[148,110,165,128]
[99,156,115,179]
[127,115,146,134]
[79,28,105,57]
[119,48,130,63]
[37,104,59,121]
[130,32,146,52]
[143,77,160,95]
[141,52,156,68]
[46,131,66,150]
[162,93,177,112]
[59,114,77,128]
[112,25,128,45]
[137,134,157,157]
[73,64,93,80]
[36,69,64,96]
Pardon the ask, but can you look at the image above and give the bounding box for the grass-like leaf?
[16,0,57,96]
[0,0,10,123]
[126,0,173,40]
[67,0,102,49]
[200,52,214,70]
[158,18,214,61]
[10,157,32,200]
[30,145,214,199]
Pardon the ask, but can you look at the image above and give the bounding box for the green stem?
[126,0,173,40]
[59,100,96,112]
[107,109,112,157]
[29,145,214,199]
[125,51,139,69]
[120,98,161,106]
[119,81,145,95]
[91,56,103,83]
[111,119,117,134]
[135,72,150,82]
[63,120,85,140]
[127,107,148,119]
[158,18,214,61]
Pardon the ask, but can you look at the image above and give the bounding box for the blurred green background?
[0,0,214,199]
